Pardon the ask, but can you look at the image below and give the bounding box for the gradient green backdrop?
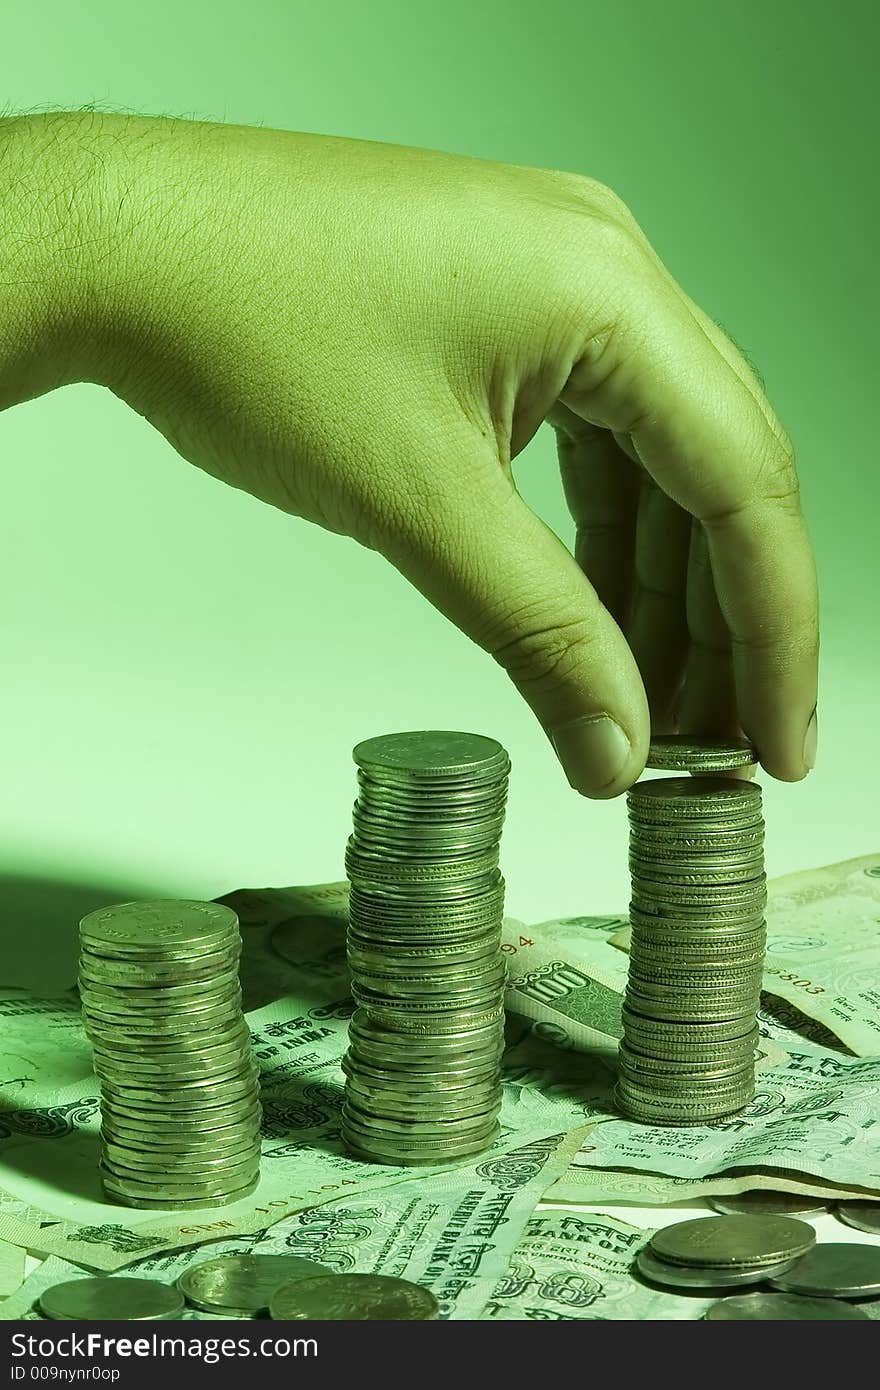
[1,0,875,989]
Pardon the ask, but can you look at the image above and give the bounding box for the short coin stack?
[341,730,510,1165]
[78,900,262,1209]
[636,1214,816,1292]
[617,736,766,1125]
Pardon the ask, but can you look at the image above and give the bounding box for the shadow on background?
[0,872,350,1008]
[0,873,181,995]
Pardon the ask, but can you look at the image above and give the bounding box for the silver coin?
[100,1099,261,1130]
[705,1292,870,1320]
[353,731,508,779]
[100,1164,260,1200]
[635,1246,798,1290]
[101,1123,260,1154]
[39,1277,185,1321]
[616,1088,754,1125]
[709,1192,829,1218]
[270,1271,439,1321]
[646,736,757,772]
[768,1243,880,1298]
[342,1128,500,1166]
[80,900,239,953]
[621,1007,757,1041]
[99,1074,258,1108]
[101,1175,260,1210]
[102,1141,259,1174]
[179,1254,332,1315]
[79,950,240,985]
[836,1202,880,1235]
[343,1104,500,1138]
[619,1044,756,1076]
[627,776,762,810]
[651,1216,816,1269]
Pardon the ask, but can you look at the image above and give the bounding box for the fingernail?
[550,715,631,796]
[803,708,818,773]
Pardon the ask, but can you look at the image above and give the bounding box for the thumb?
[381,460,650,799]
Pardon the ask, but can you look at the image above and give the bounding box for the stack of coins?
[617,736,766,1125]
[341,731,510,1165]
[635,1214,816,1292]
[78,900,262,1209]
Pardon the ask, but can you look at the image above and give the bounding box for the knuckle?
[755,431,800,507]
[558,172,640,232]
[490,612,597,693]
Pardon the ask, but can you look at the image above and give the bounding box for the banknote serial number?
[764,964,825,995]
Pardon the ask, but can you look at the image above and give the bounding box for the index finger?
[558,237,818,780]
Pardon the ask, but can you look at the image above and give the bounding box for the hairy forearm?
[0,115,105,408]
[0,110,215,411]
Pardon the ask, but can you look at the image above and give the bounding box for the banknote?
[482,1210,710,1320]
[3,1129,587,1320]
[610,855,880,1057]
[761,854,880,1056]
[502,915,789,1072]
[0,1239,25,1299]
[561,1037,880,1188]
[502,916,628,1057]
[544,1158,880,1207]
[0,978,592,1273]
[1,871,875,1281]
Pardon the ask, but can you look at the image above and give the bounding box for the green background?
[0,0,875,988]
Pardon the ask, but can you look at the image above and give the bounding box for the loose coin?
[835,1202,880,1235]
[650,1215,816,1269]
[39,1277,185,1321]
[269,1273,440,1320]
[635,1247,799,1291]
[705,1292,870,1320]
[768,1243,880,1298]
[179,1255,332,1314]
[709,1192,829,1218]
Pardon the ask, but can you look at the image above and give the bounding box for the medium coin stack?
[341,731,510,1165]
[78,900,262,1209]
[617,735,766,1125]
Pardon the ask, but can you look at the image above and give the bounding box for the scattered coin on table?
[635,1246,799,1291]
[39,1277,184,1321]
[178,1254,333,1315]
[269,1272,440,1320]
[709,1191,828,1218]
[768,1243,880,1298]
[705,1292,870,1320]
[649,1215,816,1270]
[835,1202,880,1236]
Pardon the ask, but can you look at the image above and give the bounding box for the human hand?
[38,113,819,795]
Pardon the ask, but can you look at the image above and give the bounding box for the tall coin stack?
[341,731,510,1165]
[616,736,767,1125]
[78,900,262,1209]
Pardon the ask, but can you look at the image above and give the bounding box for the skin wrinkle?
[0,110,818,791]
